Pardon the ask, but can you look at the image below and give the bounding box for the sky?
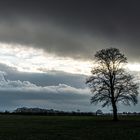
[0,0,140,112]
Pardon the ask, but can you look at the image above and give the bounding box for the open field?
[0,115,139,140]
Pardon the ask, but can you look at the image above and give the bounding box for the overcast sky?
[0,0,140,112]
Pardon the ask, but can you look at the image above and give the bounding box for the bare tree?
[86,48,139,121]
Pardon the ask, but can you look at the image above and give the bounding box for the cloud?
[0,71,38,90]
[0,1,139,61]
[0,1,140,112]
[0,71,93,111]
[0,63,87,88]
[0,69,139,112]
[0,71,88,94]
[0,71,85,93]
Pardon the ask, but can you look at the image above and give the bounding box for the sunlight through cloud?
[0,42,140,75]
[126,63,140,72]
[0,42,91,75]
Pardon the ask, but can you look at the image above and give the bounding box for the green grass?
[0,115,139,140]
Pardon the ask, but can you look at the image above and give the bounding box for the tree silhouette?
[86,48,139,121]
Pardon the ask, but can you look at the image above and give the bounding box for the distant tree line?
[0,107,140,116]
[0,107,95,116]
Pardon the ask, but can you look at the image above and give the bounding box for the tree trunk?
[112,102,118,121]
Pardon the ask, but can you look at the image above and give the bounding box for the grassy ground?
[0,115,139,140]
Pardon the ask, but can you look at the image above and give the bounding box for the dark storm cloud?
[0,0,140,61]
[0,63,86,88]
[0,64,86,89]
[0,90,93,112]
[0,69,139,112]
[0,63,140,112]
[0,70,93,112]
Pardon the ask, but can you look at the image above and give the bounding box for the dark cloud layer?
[0,66,139,113]
[0,0,139,61]
[0,63,86,88]
[0,67,93,112]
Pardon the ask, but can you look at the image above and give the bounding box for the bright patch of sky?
[0,42,91,75]
[0,42,139,75]
[126,63,140,72]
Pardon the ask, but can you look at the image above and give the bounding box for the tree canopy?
[86,48,139,121]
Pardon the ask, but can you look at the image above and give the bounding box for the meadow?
[0,115,139,140]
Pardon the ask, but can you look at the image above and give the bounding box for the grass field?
[0,115,139,140]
